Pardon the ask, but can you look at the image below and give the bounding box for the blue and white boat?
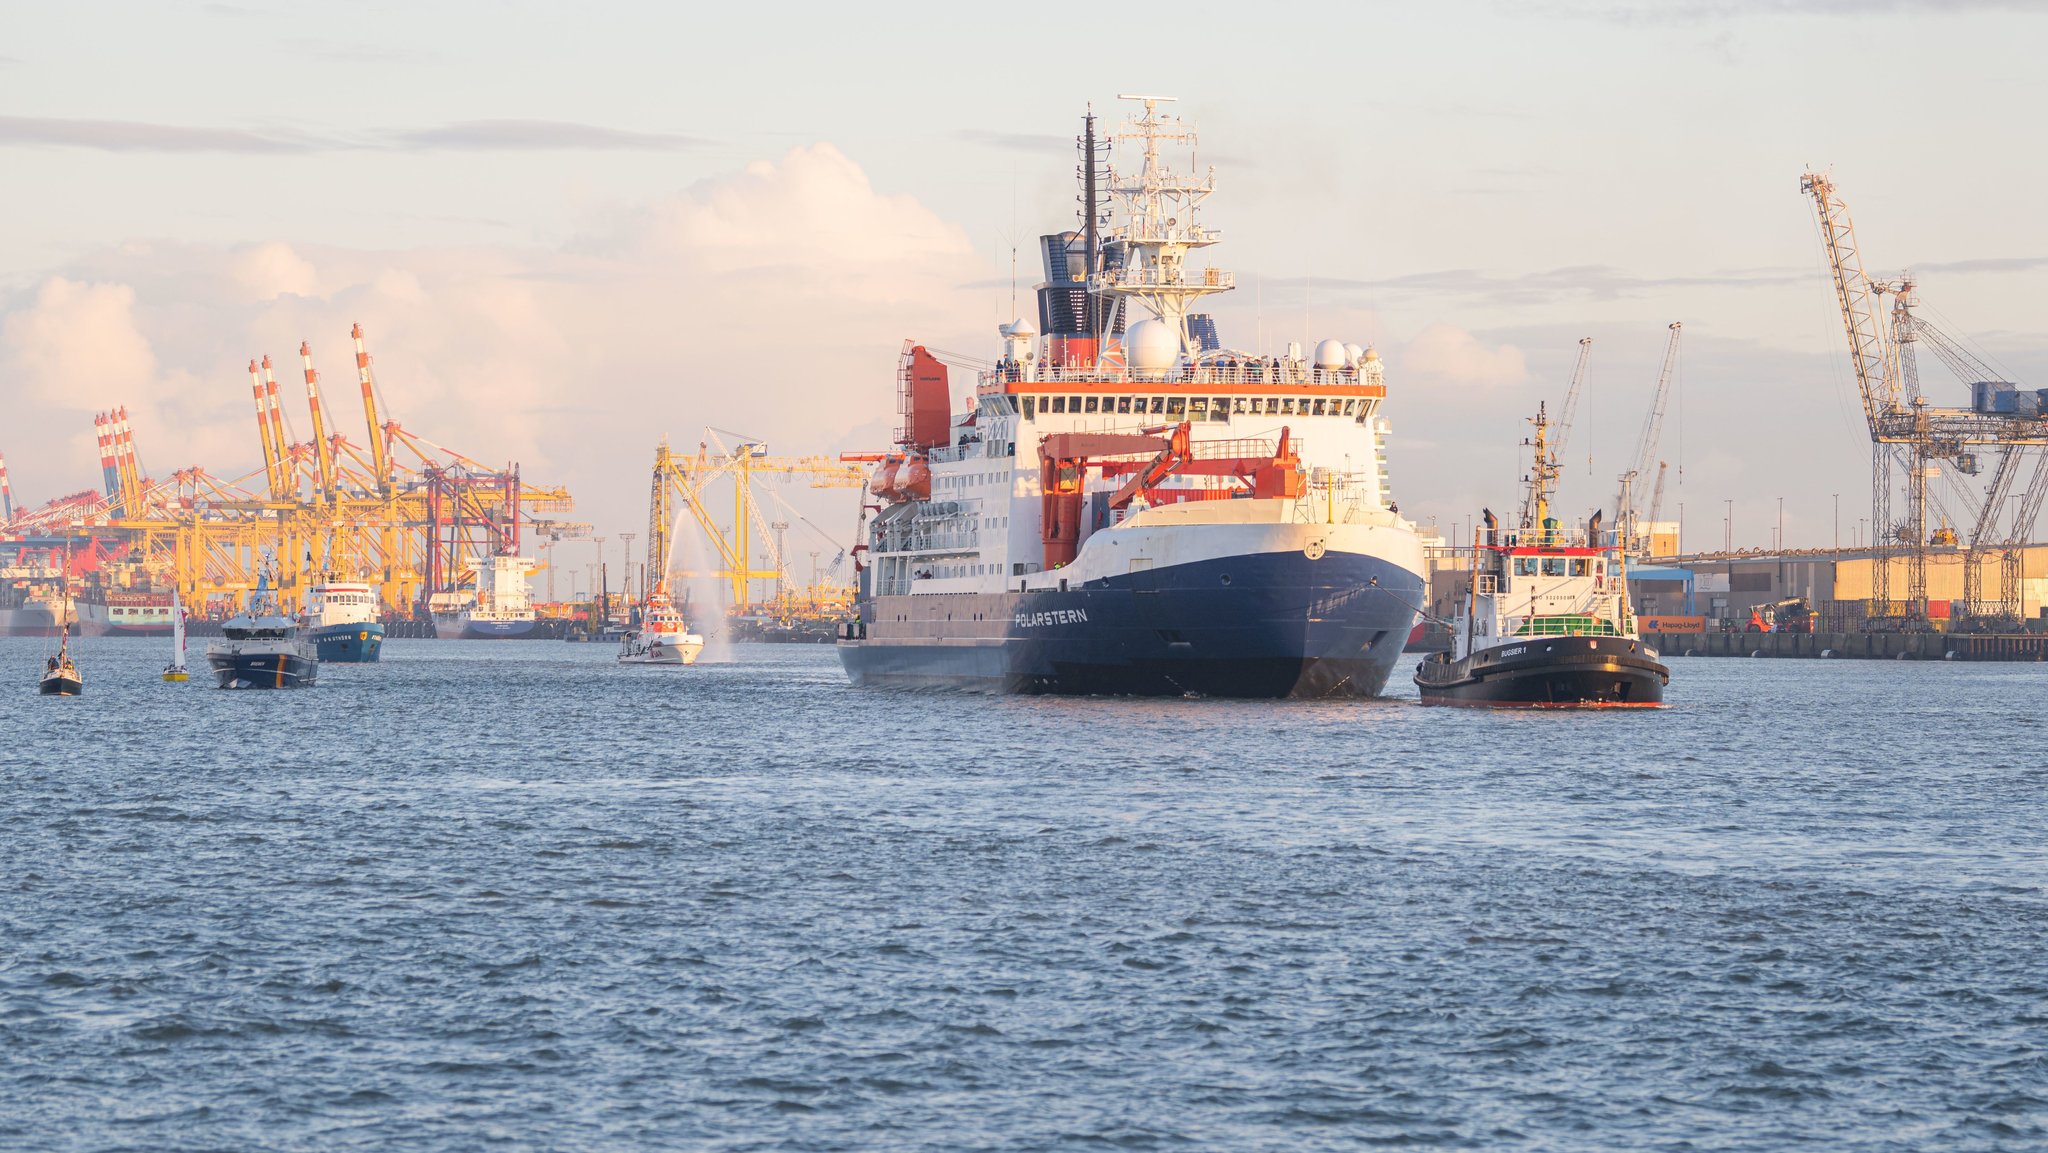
[304,581,384,662]
[207,572,317,690]
[837,97,1426,697]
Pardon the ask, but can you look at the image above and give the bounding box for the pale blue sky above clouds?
[3,0,2044,548]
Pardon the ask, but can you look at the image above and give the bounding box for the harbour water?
[3,639,2044,1150]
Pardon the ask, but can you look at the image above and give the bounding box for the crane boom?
[300,342,337,505]
[1802,171,1901,428]
[1517,338,1592,534]
[1615,322,1681,551]
[1552,337,1593,463]
[352,324,394,497]
[1646,460,1669,541]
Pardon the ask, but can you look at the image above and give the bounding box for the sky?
[3,0,2046,563]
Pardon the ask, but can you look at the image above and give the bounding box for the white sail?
[170,588,187,669]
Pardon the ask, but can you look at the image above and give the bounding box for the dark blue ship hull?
[308,621,384,662]
[838,550,1422,698]
[208,650,318,690]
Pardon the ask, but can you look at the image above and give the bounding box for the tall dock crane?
[1615,322,1682,556]
[646,431,867,609]
[1520,337,1592,535]
[1802,171,2048,625]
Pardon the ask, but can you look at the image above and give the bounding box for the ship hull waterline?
[1414,635,1668,708]
[839,550,1423,698]
[432,616,537,641]
[208,652,319,690]
[309,622,384,663]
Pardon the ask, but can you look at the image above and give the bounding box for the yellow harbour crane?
[3,324,577,617]
[645,431,866,610]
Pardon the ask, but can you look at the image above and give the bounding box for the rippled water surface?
[3,637,2045,1151]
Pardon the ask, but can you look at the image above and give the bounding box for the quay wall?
[1649,631,2048,661]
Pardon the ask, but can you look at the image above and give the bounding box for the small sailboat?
[39,633,84,696]
[162,587,190,681]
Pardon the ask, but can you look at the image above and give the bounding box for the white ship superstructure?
[838,97,1426,697]
[432,554,538,639]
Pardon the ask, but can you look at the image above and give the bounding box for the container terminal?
[0,325,581,634]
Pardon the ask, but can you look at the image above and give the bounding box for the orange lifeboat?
[873,455,903,501]
[900,455,932,501]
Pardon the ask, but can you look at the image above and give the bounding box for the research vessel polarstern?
[1413,405,1668,707]
[836,96,1427,697]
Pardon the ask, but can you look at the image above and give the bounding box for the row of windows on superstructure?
[1512,557,1606,578]
[913,562,1002,580]
[1020,394,1366,421]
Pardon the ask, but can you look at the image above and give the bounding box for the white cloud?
[2,278,158,408]
[0,145,991,538]
[1396,324,1529,390]
[227,242,321,302]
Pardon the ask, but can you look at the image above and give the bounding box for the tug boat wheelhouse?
[837,97,1426,697]
[1415,406,1669,707]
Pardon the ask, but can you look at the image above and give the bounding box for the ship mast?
[1093,95,1234,355]
[1525,402,1556,543]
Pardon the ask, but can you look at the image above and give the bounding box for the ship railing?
[1512,614,1621,638]
[925,443,982,464]
[982,363,1372,389]
[1099,265,1233,290]
[906,530,980,553]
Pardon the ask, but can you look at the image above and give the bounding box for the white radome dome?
[1127,319,1180,374]
[1314,339,1348,369]
[1009,316,1037,338]
[1344,342,1365,366]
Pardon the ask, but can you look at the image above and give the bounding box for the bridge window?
[1068,395,1081,411]
[1516,558,1538,576]
[1312,399,1328,415]
[1022,396,1036,419]
[1542,558,1567,576]
[1343,399,1357,415]
[1166,397,1186,417]
[1084,396,1099,414]
[1570,559,1589,576]
[1189,398,1208,419]
[1149,397,1165,414]
[1050,397,1066,414]
[1116,397,1132,414]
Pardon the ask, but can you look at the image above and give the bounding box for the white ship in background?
[431,554,538,639]
[837,96,1426,697]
